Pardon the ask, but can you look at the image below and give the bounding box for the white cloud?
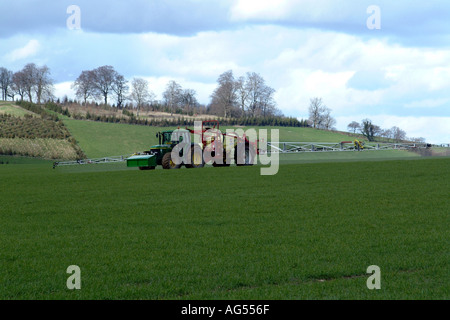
[230,0,353,22]
[257,28,450,117]
[53,82,75,100]
[404,98,449,109]
[230,0,294,20]
[4,39,40,62]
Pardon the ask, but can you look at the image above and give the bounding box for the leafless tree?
[390,126,407,142]
[245,72,277,118]
[180,89,198,114]
[92,65,117,105]
[321,107,336,130]
[18,63,53,104]
[11,71,27,101]
[236,76,249,116]
[22,63,38,103]
[130,78,152,117]
[308,97,327,129]
[380,128,392,140]
[347,121,361,133]
[209,70,277,118]
[72,70,96,105]
[34,65,53,104]
[410,137,426,143]
[210,70,238,118]
[112,74,129,109]
[259,86,276,118]
[0,67,13,101]
[246,72,266,117]
[163,80,183,116]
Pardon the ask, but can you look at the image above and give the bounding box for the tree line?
[347,119,425,143]
[0,64,53,104]
[305,97,425,142]
[49,99,308,128]
[208,70,281,119]
[71,67,284,119]
[1,64,289,121]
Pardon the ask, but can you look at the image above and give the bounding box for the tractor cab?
[157,131,175,146]
[156,130,190,146]
[141,130,191,166]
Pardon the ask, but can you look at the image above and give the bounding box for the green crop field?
[0,157,448,299]
[278,149,421,164]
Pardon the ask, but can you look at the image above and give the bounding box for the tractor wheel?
[162,152,181,169]
[139,166,155,170]
[186,145,204,169]
[212,149,231,167]
[234,144,255,166]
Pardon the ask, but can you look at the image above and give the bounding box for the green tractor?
[127,120,258,170]
[126,129,202,170]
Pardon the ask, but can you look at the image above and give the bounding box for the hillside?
[0,102,85,160]
[2,101,360,160]
[0,101,35,117]
[63,117,393,160]
[1,101,438,162]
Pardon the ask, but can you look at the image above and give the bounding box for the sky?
[0,0,449,143]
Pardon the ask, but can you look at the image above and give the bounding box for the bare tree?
[209,70,277,119]
[11,71,27,102]
[245,72,277,118]
[210,70,238,118]
[259,85,276,118]
[0,67,13,101]
[236,75,249,116]
[34,65,53,104]
[321,107,336,130]
[92,65,117,105]
[308,97,327,129]
[72,70,96,105]
[380,128,392,140]
[180,89,198,114]
[245,72,267,117]
[130,78,152,117]
[390,126,407,142]
[22,63,38,103]
[163,80,183,116]
[19,63,53,104]
[347,121,361,133]
[410,137,426,143]
[112,74,129,109]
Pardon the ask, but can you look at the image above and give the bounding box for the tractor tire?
[186,145,204,169]
[139,166,155,170]
[212,149,231,167]
[162,152,181,169]
[234,144,255,166]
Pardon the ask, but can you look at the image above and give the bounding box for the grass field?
[63,119,163,158]
[0,157,448,299]
[278,149,421,164]
[63,119,367,159]
[0,102,35,117]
